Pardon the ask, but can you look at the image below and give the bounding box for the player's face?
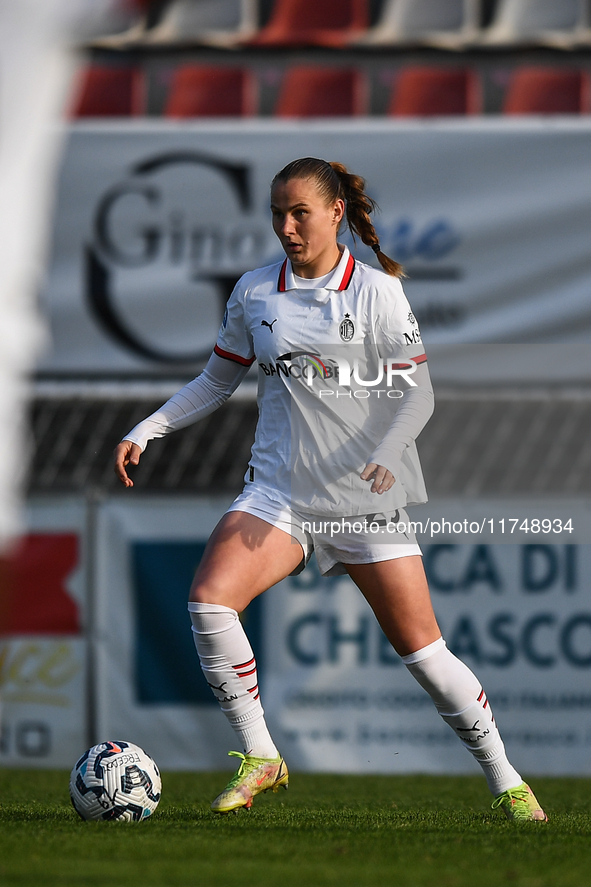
[270,177,345,279]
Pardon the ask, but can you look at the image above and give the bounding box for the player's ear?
[333,198,345,223]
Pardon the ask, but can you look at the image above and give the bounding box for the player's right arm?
[114,439,143,487]
[114,350,251,487]
[114,277,255,487]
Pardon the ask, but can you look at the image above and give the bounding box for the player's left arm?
[361,363,433,493]
[361,284,435,494]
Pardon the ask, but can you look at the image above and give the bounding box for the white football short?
[226,484,422,577]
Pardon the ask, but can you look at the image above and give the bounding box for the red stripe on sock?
[237,667,257,678]
[233,657,255,670]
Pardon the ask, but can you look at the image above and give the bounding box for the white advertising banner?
[0,499,87,768]
[95,496,591,775]
[41,119,591,381]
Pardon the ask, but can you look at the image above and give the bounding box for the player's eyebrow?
[270,201,310,211]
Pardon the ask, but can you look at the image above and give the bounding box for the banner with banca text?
[95,497,591,775]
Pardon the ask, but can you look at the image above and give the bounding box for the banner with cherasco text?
[95,497,591,776]
[40,119,591,382]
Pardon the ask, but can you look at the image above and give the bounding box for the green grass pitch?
[0,770,590,886]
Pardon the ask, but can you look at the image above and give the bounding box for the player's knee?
[188,577,236,608]
[189,583,221,605]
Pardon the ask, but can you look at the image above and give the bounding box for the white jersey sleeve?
[368,277,435,477]
[123,275,257,451]
[123,353,248,452]
[214,276,256,367]
[373,275,424,354]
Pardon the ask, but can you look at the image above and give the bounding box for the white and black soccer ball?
[69,740,161,822]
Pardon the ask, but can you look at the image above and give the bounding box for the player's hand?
[114,440,142,488]
[361,462,395,495]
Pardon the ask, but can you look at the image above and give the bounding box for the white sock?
[402,638,522,796]
[188,601,278,759]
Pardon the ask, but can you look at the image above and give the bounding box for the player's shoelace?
[221,750,284,789]
[491,782,547,821]
[224,751,254,787]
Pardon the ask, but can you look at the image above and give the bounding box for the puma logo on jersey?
[261,319,278,332]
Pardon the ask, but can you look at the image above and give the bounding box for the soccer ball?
[69,740,161,822]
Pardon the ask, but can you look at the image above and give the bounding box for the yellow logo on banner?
[0,640,81,707]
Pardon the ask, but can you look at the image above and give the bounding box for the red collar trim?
[277,253,356,292]
[278,259,288,292]
[337,253,355,290]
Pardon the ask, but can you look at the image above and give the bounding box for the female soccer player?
[114,158,546,822]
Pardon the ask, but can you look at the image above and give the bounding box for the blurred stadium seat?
[275,67,367,116]
[252,0,369,47]
[360,0,481,48]
[88,0,172,48]
[389,67,482,116]
[72,65,144,116]
[164,65,257,116]
[483,0,589,47]
[146,0,258,45]
[503,67,590,113]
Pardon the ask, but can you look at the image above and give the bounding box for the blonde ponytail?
[329,162,405,278]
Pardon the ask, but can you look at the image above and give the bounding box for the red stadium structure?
[275,67,367,117]
[503,66,591,114]
[165,65,257,116]
[389,67,482,116]
[252,0,369,47]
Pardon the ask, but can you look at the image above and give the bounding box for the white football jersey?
[215,247,431,516]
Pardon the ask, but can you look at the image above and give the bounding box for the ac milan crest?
[339,314,355,342]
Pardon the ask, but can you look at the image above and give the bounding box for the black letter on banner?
[522,614,556,667]
[423,545,457,592]
[561,615,591,667]
[448,616,481,664]
[461,545,502,592]
[87,152,252,363]
[487,612,516,667]
[286,613,322,666]
[522,546,558,592]
[328,616,370,664]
